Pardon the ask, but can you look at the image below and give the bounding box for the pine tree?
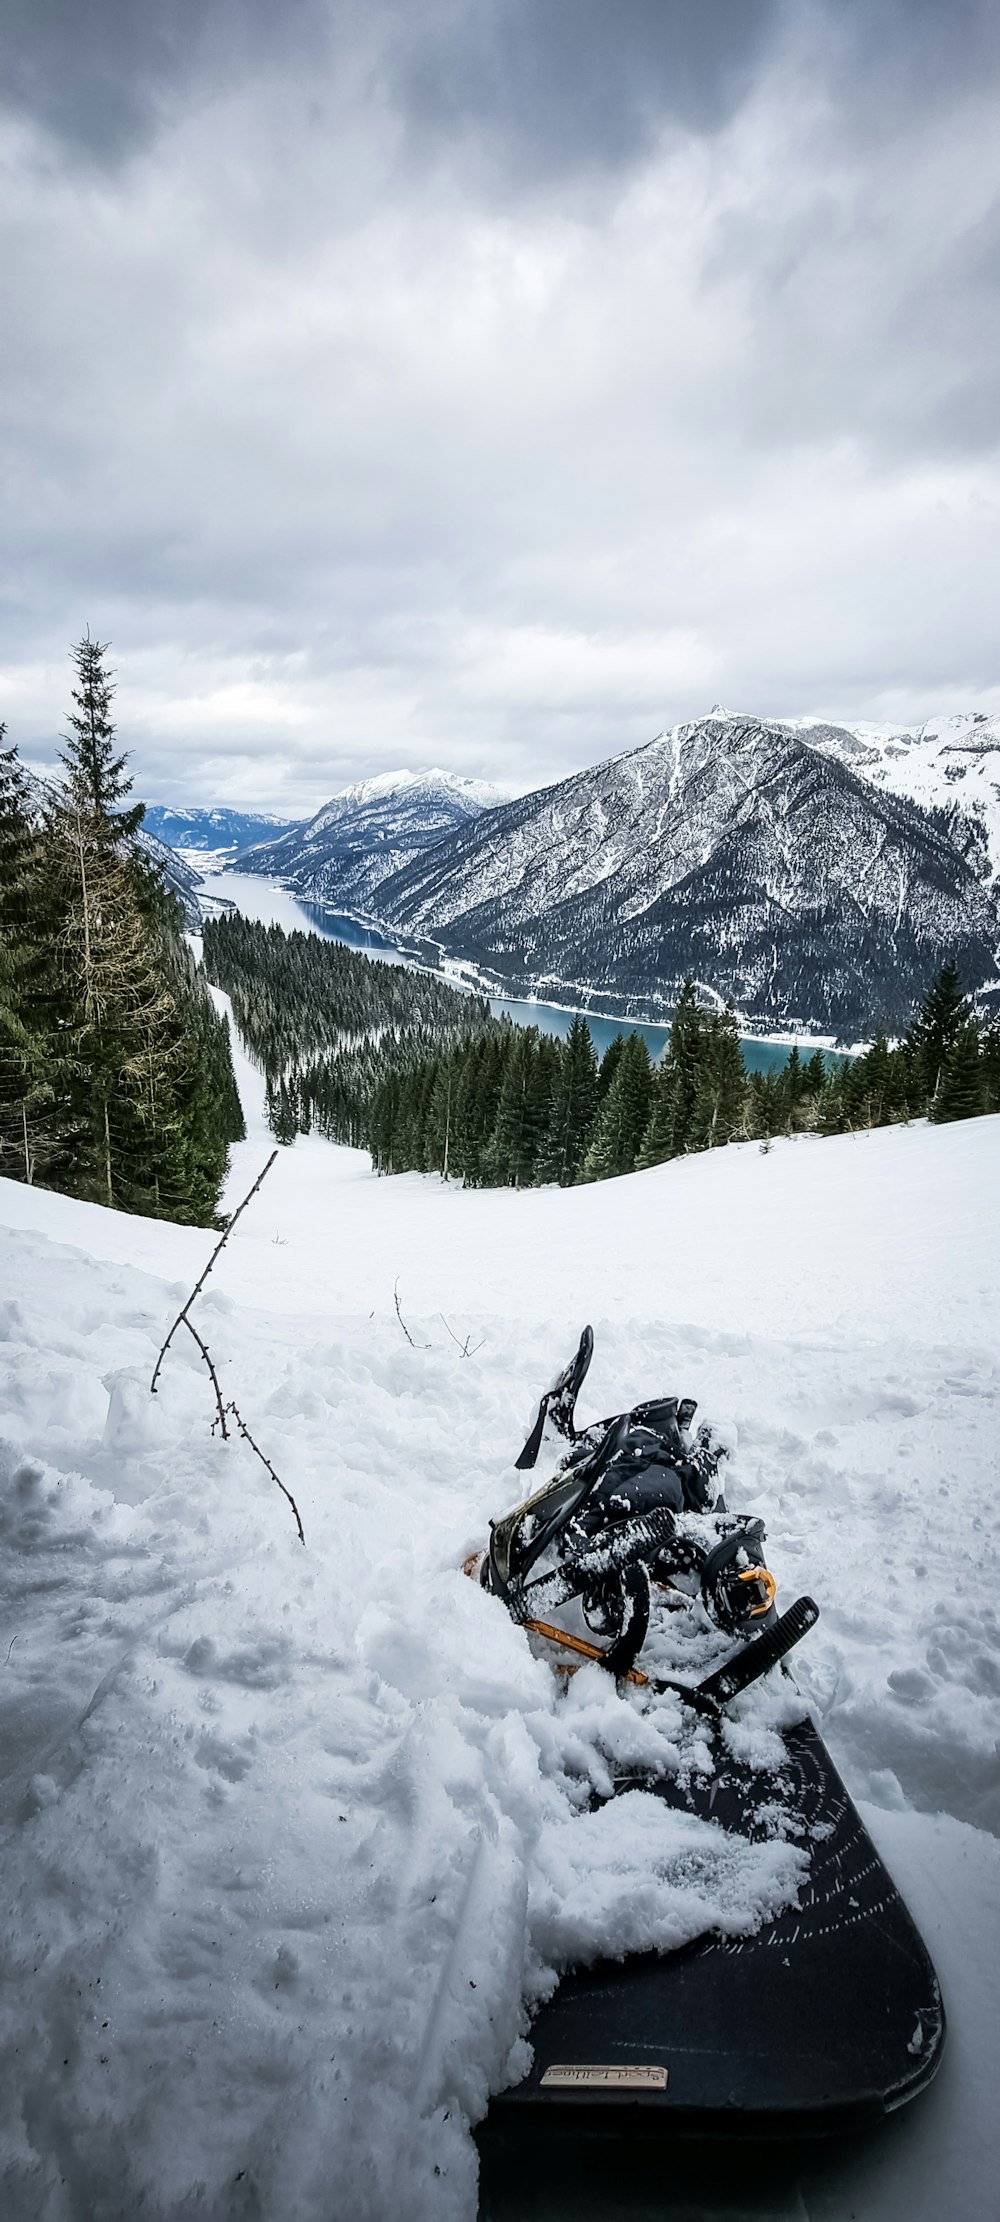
[906,961,969,1110]
[981,1020,1000,1114]
[59,630,144,838]
[930,1022,985,1123]
[484,1028,551,1186]
[596,1033,625,1103]
[579,1032,653,1181]
[46,636,239,1220]
[0,737,72,1184]
[687,1006,747,1150]
[537,1014,598,1185]
[636,981,703,1166]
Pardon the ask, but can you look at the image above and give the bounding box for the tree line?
[196,888,1000,1192]
[200,912,494,1150]
[360,966,1000,1187]
[0,634,245,1223]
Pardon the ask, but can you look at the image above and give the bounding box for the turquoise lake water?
[202,874,843,1077]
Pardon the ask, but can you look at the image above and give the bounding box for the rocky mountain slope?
[368,716,999,1037]
[237,768,506,909]
[143,805,297,853]
[784,713,1000,886]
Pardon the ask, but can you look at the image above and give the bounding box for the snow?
[307,769,508,837]
[790,711,1000,885]
[1,1016,999,2219]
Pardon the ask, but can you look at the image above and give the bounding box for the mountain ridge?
[364,715,999,1035]
[236,765,507,909]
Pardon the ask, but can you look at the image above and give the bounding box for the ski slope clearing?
[1,1056,999,2219]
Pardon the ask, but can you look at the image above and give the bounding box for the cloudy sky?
[3,1,1000,814]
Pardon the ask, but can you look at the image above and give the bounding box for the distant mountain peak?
[235,764,507,906]
[329,767,509,811]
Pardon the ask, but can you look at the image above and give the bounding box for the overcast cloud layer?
[3,0,1000,812]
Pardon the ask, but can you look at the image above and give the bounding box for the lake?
[196,869,844,1076]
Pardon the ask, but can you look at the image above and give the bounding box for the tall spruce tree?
[930,1022,985,1123]
[46,635,240,1219]
[637,980,703,1166]
[688,1006,747,1150]
[537,1014,598,1185]
[906,961,969,1110]
[0,737,71,1184]
[579,1031,653,1181]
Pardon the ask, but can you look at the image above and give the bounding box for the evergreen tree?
[930,1022,985,1123]
[906,961,969,1109]
[537,1014,598,1185]
[636,981,703,1166]
[981,1019,1000,1114]
[59,630,144,837]
[579,1032,653,1181]
[687,1006,747,1150]
[483,1028,551,1187]
[0,737,72,1184]
[595,1032,625,1103]
[43,635,240,1220]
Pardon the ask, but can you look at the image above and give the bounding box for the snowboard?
[489,1708,945,2141]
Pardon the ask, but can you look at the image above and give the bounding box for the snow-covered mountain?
[367,715,999,1037]
[238,767,507,908]
[782,713,1000,886]
[143,805,299,853]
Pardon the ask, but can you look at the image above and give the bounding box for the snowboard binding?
[478,1328,815,1700]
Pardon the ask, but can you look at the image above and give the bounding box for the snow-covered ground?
[1,1010,999,2221]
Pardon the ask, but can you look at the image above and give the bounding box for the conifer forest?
[204,910,1000,1188]
[0,634,244,1223]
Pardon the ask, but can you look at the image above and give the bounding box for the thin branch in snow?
[183,1315,229,1439]
[150,1150,278,1394]
[224,1401,305,1546]
[438,1313,485,1358]
[394,1279,431,1349]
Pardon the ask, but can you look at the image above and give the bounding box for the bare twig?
[4,1635,18,1665]
[225,1400,305,1546]
[150,1150,278,1394]
[438,1313,485,1359]
[394,1279,431,1350]
[183,1315,229,1439]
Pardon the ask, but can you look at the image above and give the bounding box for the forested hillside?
[0,636,244,1223]
[206,904,1000,1187]
[368,965,1000,1186]
[201,913,493,1148]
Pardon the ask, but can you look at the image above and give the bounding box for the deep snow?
[1,1009,998,2221]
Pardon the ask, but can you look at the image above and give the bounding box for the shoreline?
[194,863,860,1056]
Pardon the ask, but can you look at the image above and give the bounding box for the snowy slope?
[788,713,1000,886]
[1,1034,999,2220]
[238,768,507,910]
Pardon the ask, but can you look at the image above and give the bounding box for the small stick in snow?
[438,1313,485,1359]
[394,1279,431,1349]
[224,1400,305,1546]
[150,1150,278,1395]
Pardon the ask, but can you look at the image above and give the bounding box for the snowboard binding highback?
[478,1327,816,1699]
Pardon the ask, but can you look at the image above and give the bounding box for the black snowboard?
[489,1711,945,2141]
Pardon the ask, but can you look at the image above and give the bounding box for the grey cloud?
[2,0,1000,814]
[6,3,999,187]
[0,1,791,181]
